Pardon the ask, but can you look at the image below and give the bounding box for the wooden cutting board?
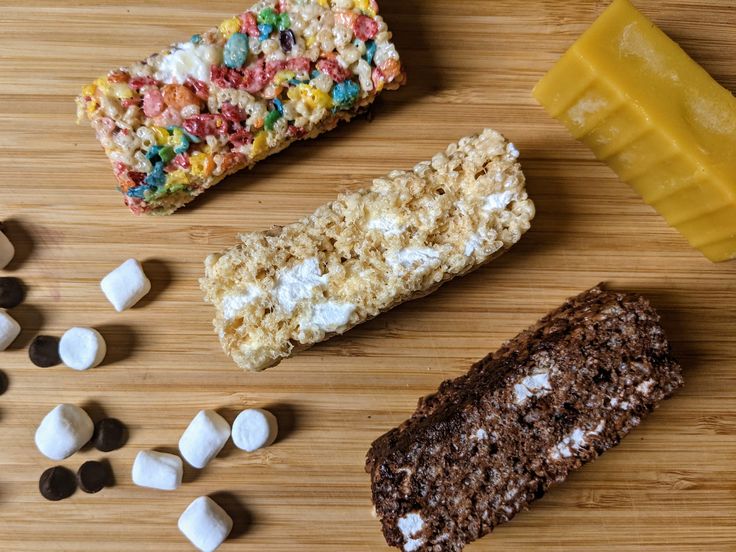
[0,1,734,550]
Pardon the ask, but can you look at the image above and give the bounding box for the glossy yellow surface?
[534,0,736,262]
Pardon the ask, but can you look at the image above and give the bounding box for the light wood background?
[0,0,734,550]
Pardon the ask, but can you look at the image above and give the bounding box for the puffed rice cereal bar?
[76,0,405,215]
[201,129,536,371]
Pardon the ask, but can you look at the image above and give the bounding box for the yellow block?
[533,0,736,262]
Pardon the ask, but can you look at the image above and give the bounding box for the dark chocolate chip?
[77,460,112,494]
[0,370,7,395]
[0,277,24,309]
[280,29,296,52]
[39,466,77,501]
[91,418,127,452]
[28,335,61,368]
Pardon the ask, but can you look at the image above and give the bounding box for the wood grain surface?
[0,1,735,550]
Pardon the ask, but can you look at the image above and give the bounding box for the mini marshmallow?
[0,230,14,269]
[179,410,231,469]
[101,259,151,312]
[0,309,21,351]
[232,409,278,452]
[131,450,183,491]
[35,404,94,460]
[59,327,106,371]
[178,496,233,552]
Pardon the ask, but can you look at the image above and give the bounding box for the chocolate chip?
[91,418,127,452]
[280,29,296,52]
[0,277,24,309]
[29,335,61,368]
[0,370,7,395]
[39,466,77,501]
[77,460,112,494]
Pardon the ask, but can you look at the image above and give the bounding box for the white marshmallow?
[232,409,278,452]
[131,450,183,491]
[0,309,21,351]
[179,410,231,469]
[100,258,152,312]
[0,230,13,269]
[178,496,233,552]
[35,404,94,460]
[59,327,107,371]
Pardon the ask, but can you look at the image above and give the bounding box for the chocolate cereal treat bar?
[76,0,405,215]
[365,286,683,552]
[201,129,535,371]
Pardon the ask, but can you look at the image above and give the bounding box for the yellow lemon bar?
[533,0,736,262]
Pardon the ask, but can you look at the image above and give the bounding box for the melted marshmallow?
[273,258,328,314]
[388,247,440,274]
[367,216,406,236]
[514,373,552,404]
[551,421,606,460]
[483,190,516,212]
[221,286,262,320]
[303,301,356,333]
[154,42,222,84]
[398,513,425,552]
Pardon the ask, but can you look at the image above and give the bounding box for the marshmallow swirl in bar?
[76,0,405,215]
[365,287,683,552]
[201,129,535,371]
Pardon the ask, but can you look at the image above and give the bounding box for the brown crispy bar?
[366,286,683,552]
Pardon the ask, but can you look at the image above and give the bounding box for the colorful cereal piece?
[258,24,274,40]
[335,10,358,28]
[332,80,361,109]
[379,58,403,83]
[258,8,279,26]
[317,57,352,83]
[364,40,377,64]
[289,84,333,110]
[158,145,175,165]
[355,0,379,17]
[143,88,165,118]
[264,109,282,131]
[151,126,170,146]
[144,162,166,189]
[170,127,190,154]
[241,11,260,38]
[280,29,296,52]
[353,14,379,41]
[190,152,215,178]
[277,13,291,31]
[251,132,268,157]
[224,32,249,69]
[162,84,202,110]
[219,17,241,39]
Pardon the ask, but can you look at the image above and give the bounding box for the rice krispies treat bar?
[201,129,535,371]
[366,286,683,552]
[76,0,405,215]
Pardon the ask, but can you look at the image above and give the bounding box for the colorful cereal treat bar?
[533,0,736,262]
[366,286,683,551]
[201,129,534,371]
[76,1,405,215]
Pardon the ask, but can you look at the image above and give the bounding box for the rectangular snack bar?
[366,286,683,552]
[201,129,535,371]
[76,0,405,215]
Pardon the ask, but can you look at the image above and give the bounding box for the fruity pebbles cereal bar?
[76,0,405,215]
